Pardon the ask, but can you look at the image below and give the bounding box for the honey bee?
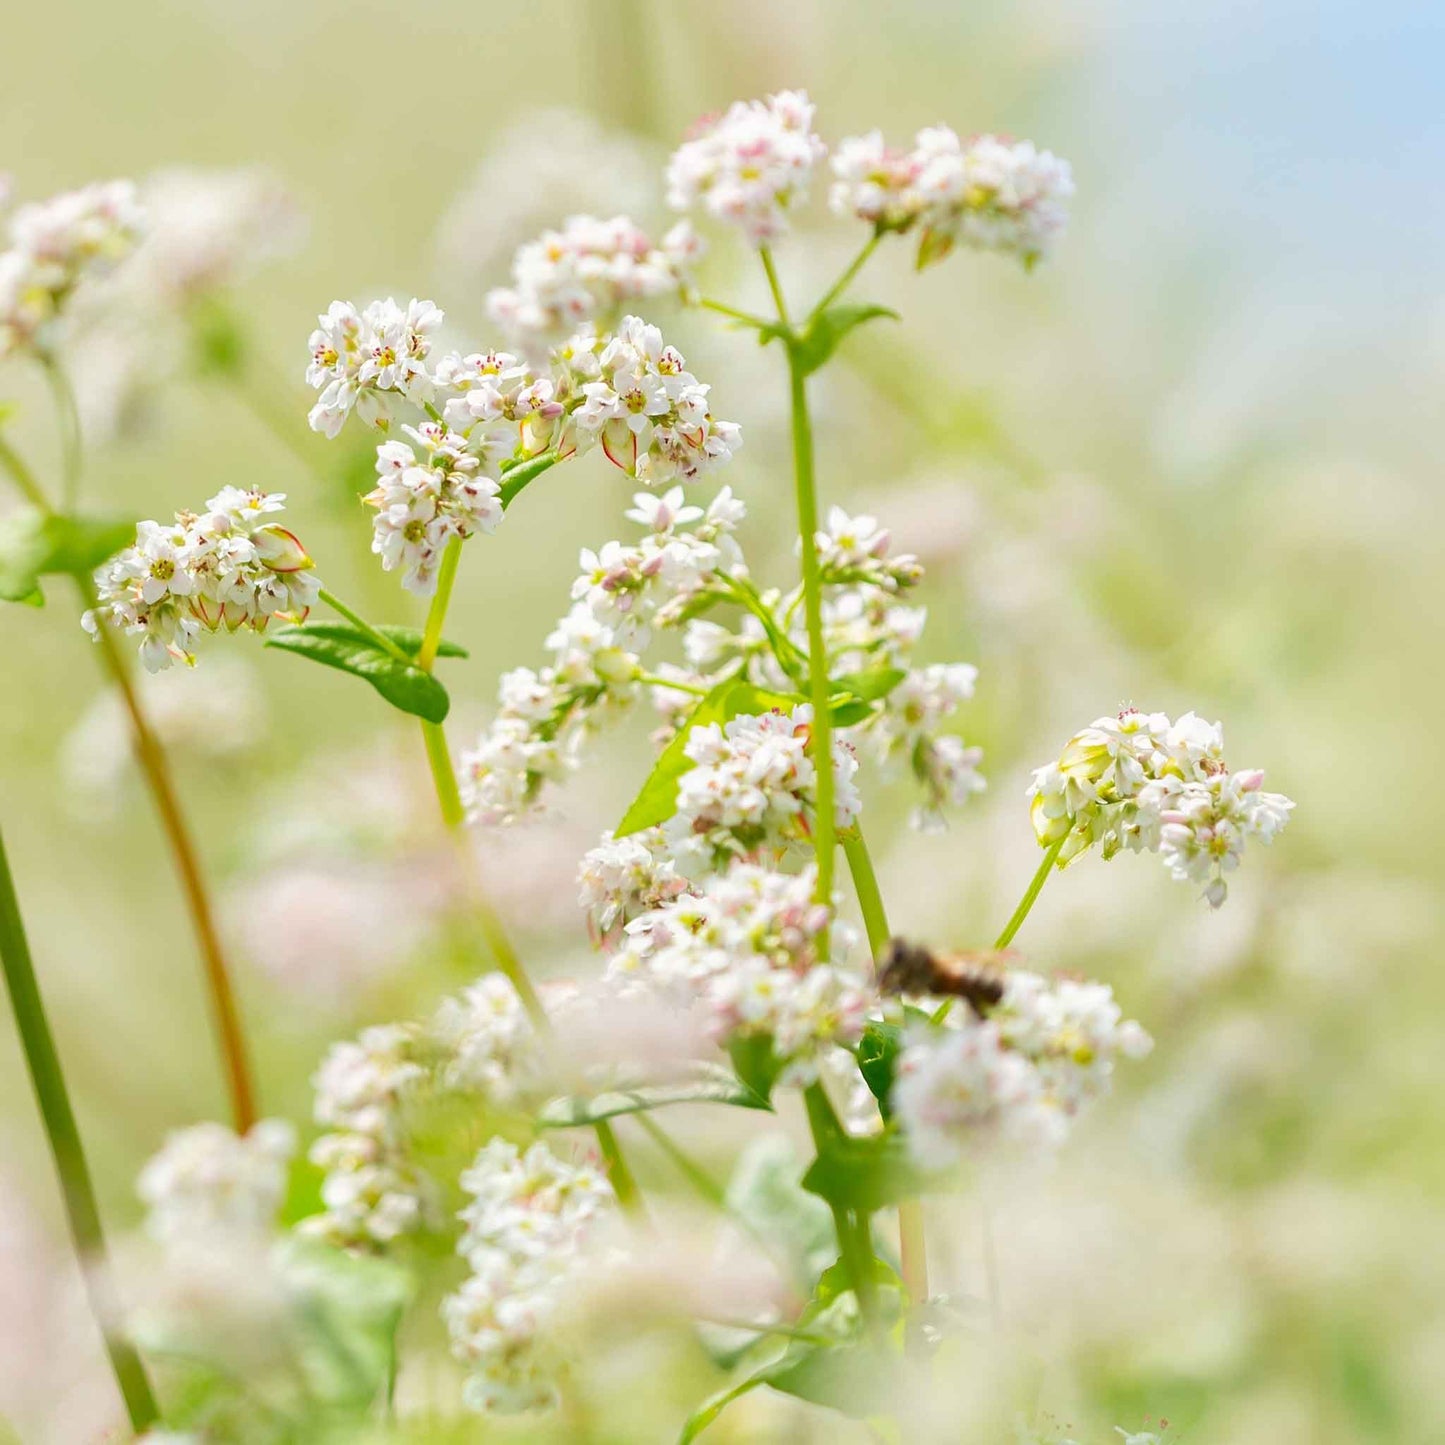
[875,937,1010,1016]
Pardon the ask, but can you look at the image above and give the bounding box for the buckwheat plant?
[0,92,1294,1443]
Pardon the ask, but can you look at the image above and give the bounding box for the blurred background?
[2,1,1442,1441]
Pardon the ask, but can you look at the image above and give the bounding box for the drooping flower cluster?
[667,704,862,878]
[608,862,870,1082]
[302,1024,430,1249]
[305,296,444,437]
[831,127,1073,267]
[83,488,319,672]
[487,213,701,353]
[459,486,747,826]
[666,90,827,245]
[892,969,1152,1168]
[1028,708,1295,906]
[432,974,547,1103]
[137,1119,295,1244]
[365,421,503,594]
[442,1139,615,1412]
[0,179,143,359]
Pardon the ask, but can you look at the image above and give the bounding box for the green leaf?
[725,1137,836,1294]
[264,621,454,723]
[801,1130,928,1214]
[791,304,899,378]
[762,1337,897,1418]
[538,1069,770,1128]
[855,1020,904,1121]
[368,624,468,660]
[828,697,876,728]
[832,666,907,703]
[728,1034,783,1107]
[679,1372,772,1443]
[498,449,561,508]
[615,678,797,837]
[0,510,135,605]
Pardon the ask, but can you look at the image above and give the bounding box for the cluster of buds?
[1028,708,1294,906]
[443,1139,615,1412]
[486,213,702,354]
[83,488,319,672]
[0,179,143,360]
[831,126,1074,267]
[892,969,1152,1168]
[608,861,870,1083]
[666,89,827,245]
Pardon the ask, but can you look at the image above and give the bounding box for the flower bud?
[255,524,314,573]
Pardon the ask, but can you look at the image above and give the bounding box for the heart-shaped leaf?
[264,621,458,723]
[792,304,899,378]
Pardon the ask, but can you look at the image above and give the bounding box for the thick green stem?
[0,823,160,1431]
[994,836,1065,950]
[767,260,839,919]
[804,1082,877,1327]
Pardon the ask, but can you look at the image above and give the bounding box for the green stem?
[414,539,643,1213]
[694,296,770,330]
[842,830,931,1314]
[0,822,160,1431]
[317,589,413,666]
[633,1112,724,1206]
[841,831,890,955]
[809,232,883,321]
[804,1082,877,1327]
[39,351,82,509]
[994,836,1065,950]
[636,673,710,700]
[782,332,838,917]
[0,431,51,510]
[759,247,790,325]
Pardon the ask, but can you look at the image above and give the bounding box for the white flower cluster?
[460,486,746,827]
[487,213,701,353]
[306,296,443,437]
[609,862,870,1082]
[577,827,688,948]
[366,421,503,595]
[1028,708,1295,907]
[831,127,1073,267]
[0,179,142,359]
[667,704,862,878]
[432,974,546,1103]
[302,1024,430,1249]
[872,664,986,831]
[137,1119,295,1244]
[892,970,1152,1168]
[307,297,741,491]
[443,1138,615,1413]
[667,90,827,245]
[83,487,319,672]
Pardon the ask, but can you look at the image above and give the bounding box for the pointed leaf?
[290,620,468,661]
[832,666,907,703]
[264,622,453,723]
[615,678,798,837]
[800,1130,928,1214]
[725,1137,836,1294]
[792,304,899,378]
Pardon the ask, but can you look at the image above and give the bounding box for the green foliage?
[0,509,134,605]
[724,1136,837,1294]
[264,620,466,723]
[537,1066,771,1127]
[615,678,797,837]
[801,1127,928,1214]
[855,1019,905,1121]
[727,1034,784,1106]
[762,304,900,377]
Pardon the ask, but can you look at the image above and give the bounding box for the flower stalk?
[0,821,160,1432]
